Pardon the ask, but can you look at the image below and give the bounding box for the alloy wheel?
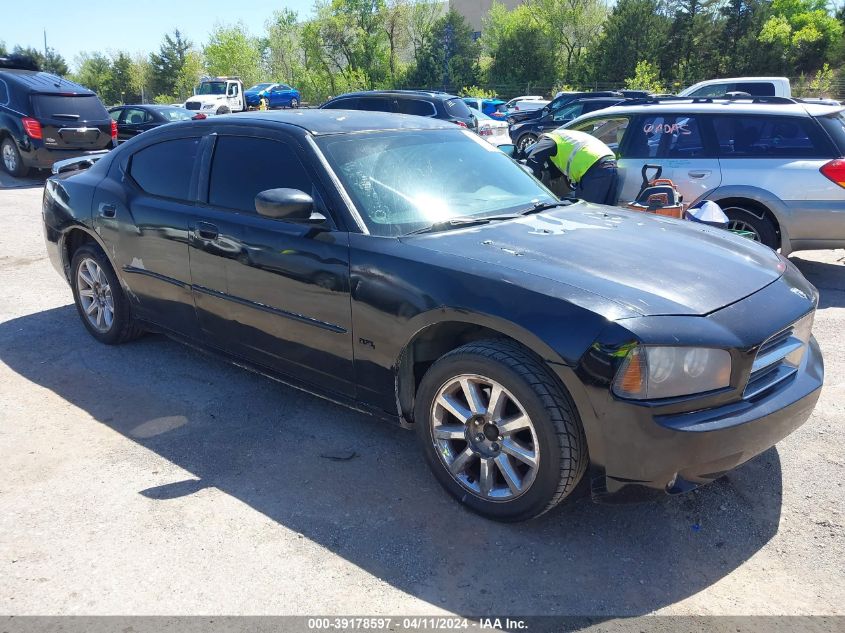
[517,134,537,155]
[2,143,17,172]
[430,374,539,501]
[726,217,762,241]
[76,258,115,332]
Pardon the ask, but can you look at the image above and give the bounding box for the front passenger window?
[570,116,630,156]
[208,136,318,215]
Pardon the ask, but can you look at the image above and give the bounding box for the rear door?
[619,112,721,205]
[569,113,637,204]
[31,93,113,151]
[116,107,153,141]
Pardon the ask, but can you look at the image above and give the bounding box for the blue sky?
[1,0,315,70]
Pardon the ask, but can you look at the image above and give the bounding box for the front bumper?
[589,336,822,502]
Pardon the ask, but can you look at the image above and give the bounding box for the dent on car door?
[94,135,202,336]
[189,133,354,395]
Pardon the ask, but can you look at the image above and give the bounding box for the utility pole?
[43,29,47,57]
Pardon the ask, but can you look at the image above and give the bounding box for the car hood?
[402,203,784,317]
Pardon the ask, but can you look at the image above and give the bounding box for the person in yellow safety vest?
[524,128,618,204]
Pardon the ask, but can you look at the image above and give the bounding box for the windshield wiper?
[518,200,573,216]
[405,214,519,235]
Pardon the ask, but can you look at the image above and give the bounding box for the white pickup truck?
[184,77,245,116]
[679,77,791,98]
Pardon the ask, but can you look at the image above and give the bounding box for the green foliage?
[73,52,114,102]
[404,10,480,89]
[153,94,178,104]
[43,49,69,76]
[459,85,497,98]
[759,0,843,71]
[204,22,263,88]
[591,0,670,84]
[149,30,192,98]
[625,60,665,93]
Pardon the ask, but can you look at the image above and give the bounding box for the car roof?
[216,109,456,135]
[331,89,460,100]
[0,69,94,95]
[579,99,843,118]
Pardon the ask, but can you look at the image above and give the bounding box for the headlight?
[612,346,732,400]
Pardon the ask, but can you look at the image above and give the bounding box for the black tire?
[1,137,31,178]
[721,204,779,249]
[216,106,231,116]
[414,339,587,522]
[290,98,299,109]
[70,243,144,345]
[516,133,538,156]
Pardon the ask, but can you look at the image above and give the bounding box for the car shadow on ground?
[0,306,785,616]
[0,170,48,190]
[790,255,845,309]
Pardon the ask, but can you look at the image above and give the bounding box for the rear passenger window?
[626,115,707,158]
[712,116,830,158]
[356,98,393,112]
[444,98,472,118]
[208,136,315,214]
[395,99,436,116]
[130,138,200,200]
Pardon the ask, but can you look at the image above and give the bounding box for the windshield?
[317,129,554,236]
[197,81,226,95]
[248,83,273,91]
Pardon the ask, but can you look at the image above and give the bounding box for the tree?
[404,10,479,89]
[149,30,192,98]
[660,0,724,87]
[524,0,607,84]
[265,9,306,86]
[43,48,69,76]
[625,60,666,92]
[758,0,843,74]
[174,50,205,100]
[109,52,134,104]
[73,52,114,102]
[382,0,409,84]
[481,3,557,91]
[590,0,670,85]
[204,22,263,88]
[129,54,151,103]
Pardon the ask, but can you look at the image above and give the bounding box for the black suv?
[509,96,628,154]
[0,67,115,177]
[321,90,477,131]
[507,90,649,126]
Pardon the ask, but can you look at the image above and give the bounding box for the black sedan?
[42,111,823,521]
[108,105,205,142]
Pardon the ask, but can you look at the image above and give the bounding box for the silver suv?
[564,97,845,253]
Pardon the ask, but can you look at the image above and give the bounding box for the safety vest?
[546,129,613,185]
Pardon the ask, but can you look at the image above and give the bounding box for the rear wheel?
[1,138,30,178]
[414,339,587,522]
[721,204,779,249]
[216,106,231,116]
[290,98,299,109]
[71,244,144,345]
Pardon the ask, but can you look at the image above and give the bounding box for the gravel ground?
[0,170,843,616]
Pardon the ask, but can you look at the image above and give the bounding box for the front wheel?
[71,244,144,345]
[216,106,231,116]
[414,339,587,521]
[290,98,299,109]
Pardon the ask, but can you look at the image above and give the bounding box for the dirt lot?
[0,170,843,617]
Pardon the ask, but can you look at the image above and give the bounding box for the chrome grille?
[744,313,813,400]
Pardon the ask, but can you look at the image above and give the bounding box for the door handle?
[99,203,116,218]
[688,170,711,179]
[195,222,219,240]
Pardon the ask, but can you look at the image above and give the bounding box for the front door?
[189,132,354,396]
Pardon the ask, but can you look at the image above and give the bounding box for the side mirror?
[498,143,517,158]
[255,188,314,220]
